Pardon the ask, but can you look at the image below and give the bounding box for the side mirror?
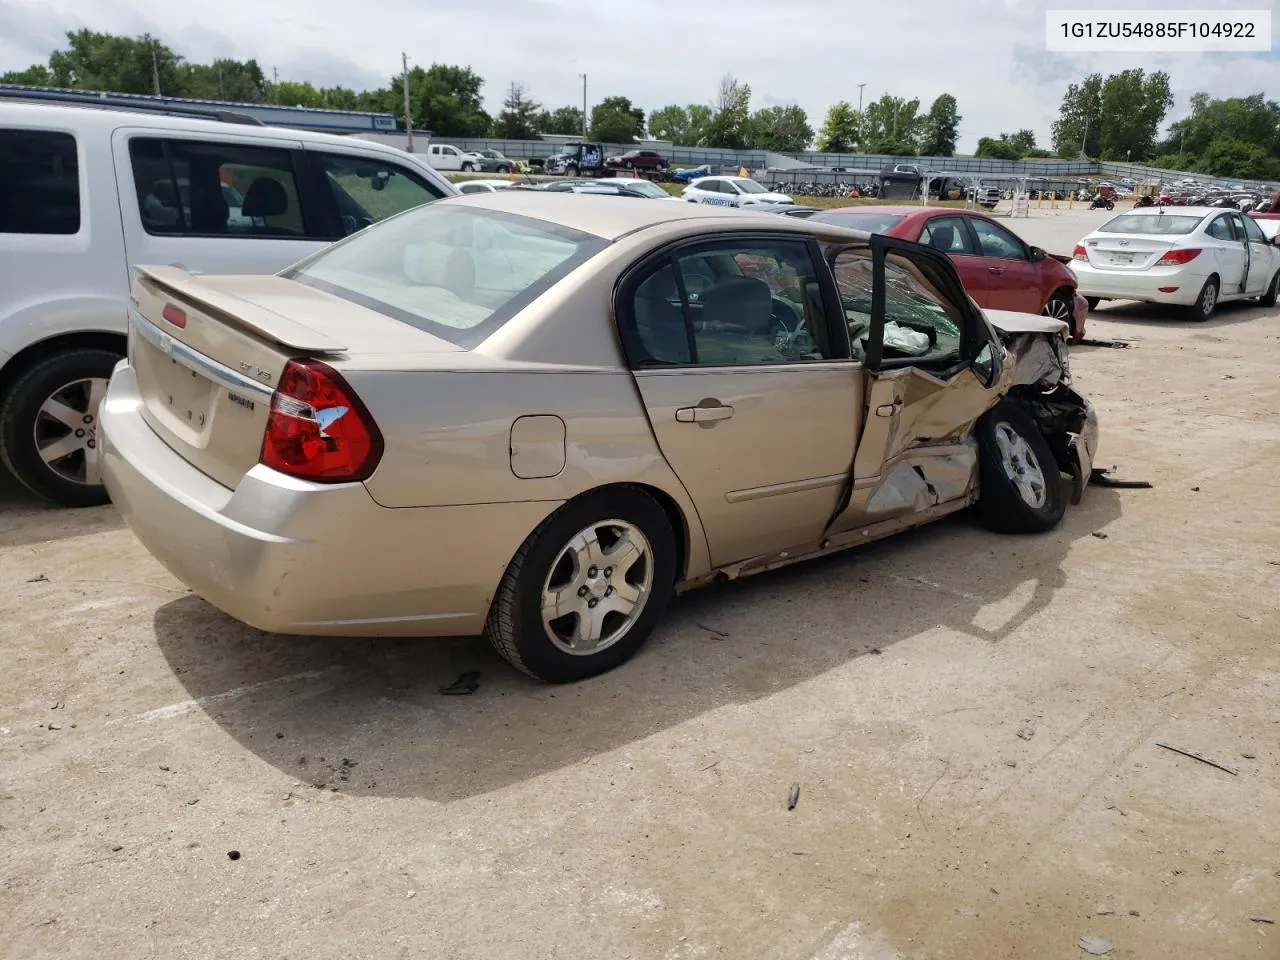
[971,340,1003,389]
[1272,234,1280,247]
[1028,245,1047,262]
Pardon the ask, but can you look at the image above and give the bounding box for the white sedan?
[1072,207,1280,321]
[455,179,518,194]
[681,176,793,208]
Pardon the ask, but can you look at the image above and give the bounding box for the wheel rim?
[993,422,1047,509]
[1201,283,1217,315]
[541,519,654,656]
[33,377,108,486]
[1042,298,1071,322]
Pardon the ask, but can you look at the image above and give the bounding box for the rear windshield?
[810,211,907,234]
[285,203,607,347]
[1097,214,1202,235]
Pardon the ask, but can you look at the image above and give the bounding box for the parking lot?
[4,202,1280,960]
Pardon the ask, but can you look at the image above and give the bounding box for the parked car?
[807,207,1088,340]
[0,93,456,506]
[672,164,711,183]
[100,194,1098,683]
[511,179,680,202]
[456,179,517,194]
[423,142,478,171]
[606,150,669,172]
[472,149,518,173]
[1072,207,1280,320]
[682,176,793,208]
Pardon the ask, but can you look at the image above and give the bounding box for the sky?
[1,0,1276,152]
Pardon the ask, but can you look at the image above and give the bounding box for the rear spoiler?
[134,265,347,354]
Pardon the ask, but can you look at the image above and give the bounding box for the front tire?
[485,488,677,683]
[1085,297,1100,311]
[0,348,121,507]
[1042,292,1074,327]
[1187,276,1219,322]
[1259,270,1280,309]
[461,162,475,172]
[976,400,1066,534]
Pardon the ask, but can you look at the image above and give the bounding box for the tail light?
[1072,244,1088,260]
[1156,248,1201,265]
[259,359,383,482]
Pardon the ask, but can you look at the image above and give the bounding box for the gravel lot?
[3,205,1279,960]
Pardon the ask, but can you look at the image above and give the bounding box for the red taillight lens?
[259,359,383,482]
[1156,248,1201,265]
[1072,244,1088,260]
[161,303,187,328]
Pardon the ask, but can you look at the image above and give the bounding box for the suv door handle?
[676,404,734,423]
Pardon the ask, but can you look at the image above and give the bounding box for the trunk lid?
[1080,234,1178,270]
[129,265,459,489]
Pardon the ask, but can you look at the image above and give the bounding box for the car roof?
[439,190,852,241]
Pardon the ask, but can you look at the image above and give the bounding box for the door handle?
[987,266,1004,274]
[676,404,734,423]
[875,398,904,418]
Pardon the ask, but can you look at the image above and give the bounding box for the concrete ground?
[3,212,1280,959]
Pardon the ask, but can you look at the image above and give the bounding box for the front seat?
[241,178,290,232]
[697,277,775,363]
[633,267,691,364]
[929,223,955,252]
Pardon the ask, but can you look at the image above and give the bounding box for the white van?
[0,94,456,506]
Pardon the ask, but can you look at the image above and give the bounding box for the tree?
[919,94,960,156]
[648,104,691,143]
[494,82,540,139]
[861,95,922,153]
[974,136,1022,160]
[536,106,584,136]
[1196,137,1278,180]
[1161,93,1280,159]
[272,80,325,108]
[411,64,491,137]
[1097,69,1172,160]
[1051,74,1103,157]
[43,29,189,95]
[686,105,713,146]
[589,95,645,143]
[746,105,813,152]
[816,101,859,152]
[1,64,53,86]
[702,75,752,149]
[184,58,267,102]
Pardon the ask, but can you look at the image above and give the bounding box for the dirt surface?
[4,213,1280,958]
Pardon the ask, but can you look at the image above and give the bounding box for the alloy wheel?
[994,422,1047,509]
[33,377,108,486]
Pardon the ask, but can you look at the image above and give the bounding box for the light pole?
[580,73,588,139]
[402,53,414,152]
[856,82,866,150]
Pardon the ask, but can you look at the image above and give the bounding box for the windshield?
[735,179,768,194]
[811,212,907,234]
[285,204,608,348]
[1097,213,1202,235]
[620,181,670,199]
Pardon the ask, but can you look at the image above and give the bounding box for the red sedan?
[810,206,1087,340]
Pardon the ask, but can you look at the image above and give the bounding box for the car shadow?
[151,487,1124,802]
[0,475,123,548]
[1090,298,1273,330]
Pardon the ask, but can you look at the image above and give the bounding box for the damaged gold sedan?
[100,194,1097,683]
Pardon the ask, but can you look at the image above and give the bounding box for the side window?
[0,129,80,235]
[313,153,445,236]
[1240,214,1268,244]
[968,217,1026,259]
[129,137,305,238]
[1206,216,1233,241]
[918,216,979,256]
[626,240,834,367]
[830,248,963,366]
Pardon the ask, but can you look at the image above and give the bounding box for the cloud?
[2,0,1275,151]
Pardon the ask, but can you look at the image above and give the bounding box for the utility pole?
[580,73,588,139]
[402,53,414,152]
[1080,115,1090,159]
[151,41,162,96]
[218,67,225,99]
[856,83,866,151]
[272,66,279,103]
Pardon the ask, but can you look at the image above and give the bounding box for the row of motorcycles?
[769,181,882,198]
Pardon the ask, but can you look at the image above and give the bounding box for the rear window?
[285,203,608,348]
[0,129,80,235]
[810,212,906,234]
[1097,214,1202,235]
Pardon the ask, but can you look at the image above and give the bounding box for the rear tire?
[485,487,677,683]
[0,348,121,507]
[976,400,1066,534]
[1259,270,1280,309]
[1187,276,1219,322]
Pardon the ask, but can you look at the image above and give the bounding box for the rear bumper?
[1072,262,1206,305]
[100,362,558,637]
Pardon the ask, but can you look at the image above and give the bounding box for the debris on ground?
[1154,741,1239,776]
[787,782,800,811]
[1128,910,1139,917]
[1092,532,1109,540]
[696,623,729,639]
[1191,486,1200,492]
[1017,726,1036,741]
[406,890,416,899]
[1076,339,1131,349]
[25,573,48,583]
[1095,904,1114,916]
[227,850,241,861]
[1250,917,1274,924]
[955,907,978,917]
[1090,467,1154,489]
[1242,753,1257,760]
[439,671,481,696]
[1078,934,1113,955]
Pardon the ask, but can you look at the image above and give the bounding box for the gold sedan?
[100,192,1098,682]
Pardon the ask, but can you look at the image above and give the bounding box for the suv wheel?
[0,349,122,507]
[461,162,475,172]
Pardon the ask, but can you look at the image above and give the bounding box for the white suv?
[0,95,456,506]
[681,176,793,208]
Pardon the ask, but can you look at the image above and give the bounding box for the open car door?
[820,234,1008,539]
